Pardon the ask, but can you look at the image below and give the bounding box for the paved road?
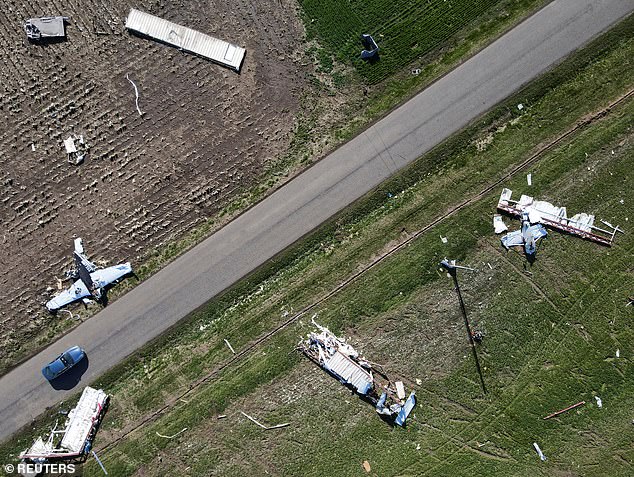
[1,0,632,443]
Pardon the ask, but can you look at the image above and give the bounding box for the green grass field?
[300,0,545,83]
[1,10,633,477]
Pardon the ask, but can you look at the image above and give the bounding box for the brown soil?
[0,0,311,370]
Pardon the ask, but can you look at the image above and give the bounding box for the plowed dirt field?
[0,0,310,371]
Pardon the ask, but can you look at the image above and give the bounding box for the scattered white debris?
[240,411,289,430]
[498,188,622,246]
[64,134,88,165]
[440,236,448,244]
[395,381,406,400]
[411,68,421,75]
[533,442,547,461]
[416,443,421,450]
[156,428,187,439]
[487,262,493,270]
[527,173,532,186]
[616,349,620,358]
[493,214,508,234]
[517,103,524,110]
[31,143,36,151]
[416,378,422,385]
[64,136,77,154]
[224,338,236,354]
[595,396,602,408]
[125,73,143,116]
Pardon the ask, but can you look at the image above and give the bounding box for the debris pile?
[360,34,379,60]
[497,188,623,246]
[20,387,109,463]
[64,135,89,165]
[298,320,416,426]
[24,16,68,41]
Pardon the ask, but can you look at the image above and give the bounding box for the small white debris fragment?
[31,143,36,151]
[415,378,422,386]
[240,411,289,430]
[595,396,602,408]
[64,136,77,154]
[411,68,421,75]
[533,442,547,461]
[527,173,532,186]
[126,73,143,116]
[517,103,524,110]
[620,199,624,204]
[416,443,421,450]
[487,262,493,270]
[611,150,615,155]
[395,381,406,400]
[224,339,236,354]
[440,236,448,244]
[156,428,187,439]
[493,215,508,234]
[616,349,620,358]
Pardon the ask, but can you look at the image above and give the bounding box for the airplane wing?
[500,230,523,249]
[46,280,90,311]
[91,262,132,289]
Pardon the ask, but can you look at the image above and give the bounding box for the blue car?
[42,346,86,381]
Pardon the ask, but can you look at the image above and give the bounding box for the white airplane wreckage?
[299,321,416,427]
[46,238,133,312]
[495,188,623,258]
[20,387,109,463]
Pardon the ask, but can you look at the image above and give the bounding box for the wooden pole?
[543,401,585,420]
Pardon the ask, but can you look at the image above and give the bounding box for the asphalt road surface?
[1,0,632,443]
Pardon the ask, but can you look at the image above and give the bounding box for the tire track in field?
[95,87,634,455]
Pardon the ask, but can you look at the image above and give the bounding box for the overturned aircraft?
[299,320,416,427]
[500,211,548,258]
[46,238,132,312]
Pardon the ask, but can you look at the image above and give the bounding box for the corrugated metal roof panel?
[325,351,373,394]
[125,9,245,72]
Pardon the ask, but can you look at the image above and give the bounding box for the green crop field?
[300,0,542,83]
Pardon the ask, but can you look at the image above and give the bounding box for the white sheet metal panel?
[60,387,108,453]
[125,8,245,72]
[325,351,373,394]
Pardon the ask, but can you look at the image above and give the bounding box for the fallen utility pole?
[440,259,487,395]
[543,401,585,420]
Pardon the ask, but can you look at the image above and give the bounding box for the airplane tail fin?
[74,251,97,295]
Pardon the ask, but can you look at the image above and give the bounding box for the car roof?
[46,357,66,374]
